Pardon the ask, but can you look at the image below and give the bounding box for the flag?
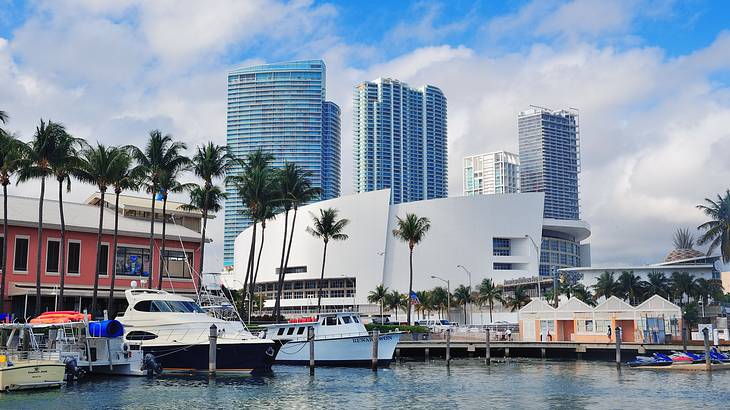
[409,291,420,305]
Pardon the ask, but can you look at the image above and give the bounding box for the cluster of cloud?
[1,0,729,269]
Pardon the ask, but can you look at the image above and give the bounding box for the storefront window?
[162,250,193,279]
[115,246,150,277]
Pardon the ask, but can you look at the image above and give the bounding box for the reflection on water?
[2,359,726,409]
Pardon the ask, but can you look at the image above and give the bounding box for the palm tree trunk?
[489,302,493,323]
[275,205,298,318]
[407,246,414,325]
[34,177,45,316]
[148,190,156,289]
[57,179,67,310]
[196,191,209,293]
[91,190,106,315]
[273,209,289,320]
[241,223,257,315]
[157,195,168,290]
[1,183,8,311]
[251,222,266,304]
[107,190,121,317]
[316,241,328,313]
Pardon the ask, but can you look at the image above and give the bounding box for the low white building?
[221,189,591,319]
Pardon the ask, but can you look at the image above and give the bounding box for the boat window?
[342,316,352,324]
[133,301,152,312]
[277,328,285,336]
[151,300,173,312]
[287,327,295,335]
[352,316,360,323]
[126,331,158,340]
[297,327,305,335]
[325,316,337,326]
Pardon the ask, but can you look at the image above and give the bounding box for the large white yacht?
[116,286,277,373]
[260,312,402,366]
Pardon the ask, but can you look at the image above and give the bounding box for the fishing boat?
[260,312,402,366]
[117,285,277,373]
[0,353,65,392]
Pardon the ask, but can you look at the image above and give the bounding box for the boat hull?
[274,332,401,367]
[141,341,278,373]
[0,361,66,391]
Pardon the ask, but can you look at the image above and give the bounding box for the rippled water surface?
[2,359,729,409]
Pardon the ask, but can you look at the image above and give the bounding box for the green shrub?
[365,323,429,333]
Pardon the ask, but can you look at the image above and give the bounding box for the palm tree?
[190,143,232,291]
[106,149,138,316]
[431,286,449,319]
[392,213,431,325]
[154,168,194,290]
[181,185,227,295]
[306,208,349,313]
[478,278,503,323]
[368,284,388,320]
[49,132,85,310]
[669,271,696,306]
[643,271,670,299]
[693,278,723,308]
[453,285,472,324]
[76,144,128,315]
[0,128,26,308]
[571,284,596,306]
[0,110,7,125]
[697,190,730,263]
[272,163,320,319]
[17,119,67,315]
[617,270,643,305]
[131,130,189,289]
[414,290,430,320]
[505,286,531,312]
[592,271,621,301]
[384,290,403,321]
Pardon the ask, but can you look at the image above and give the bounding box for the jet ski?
[627,353,672,367]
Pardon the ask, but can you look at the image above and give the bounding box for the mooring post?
[485,328,491,365]
[209,324,217,376]
[309,326,315,375]
[703,328,711,372]
[371,329,379,371]
[682,324,688,352]
[424,347,430,361]
[446,328,451,367]
[615,326,621,369]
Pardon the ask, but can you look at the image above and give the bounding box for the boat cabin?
[263,312,367,341]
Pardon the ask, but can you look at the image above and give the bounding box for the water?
[2,359,727,409]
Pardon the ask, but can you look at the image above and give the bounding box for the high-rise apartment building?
[463,151,520,196]
[353,78,447,204]
[518,108,580,220]
[224,60,340,266]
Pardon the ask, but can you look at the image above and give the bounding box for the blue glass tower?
[353,78,447,204]
[224,60,340,266]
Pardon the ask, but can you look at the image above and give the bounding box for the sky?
[1,0,730,271]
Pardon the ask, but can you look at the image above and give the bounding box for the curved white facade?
[222,189,591,315]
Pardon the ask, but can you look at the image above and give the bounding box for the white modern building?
[463,151,520,196]
[221,189,591,318]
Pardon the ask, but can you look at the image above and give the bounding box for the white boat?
[261,312,402,366]
[117,287,277,373]
[0,353,65,392]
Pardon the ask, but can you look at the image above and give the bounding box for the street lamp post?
[431,275,451,323]
[457,265,472,324]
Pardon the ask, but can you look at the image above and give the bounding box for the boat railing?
[1,349,61,362]
[130,325,255,345]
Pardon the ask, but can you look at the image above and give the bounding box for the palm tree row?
[590,270,724,307]
[0,112,230,316]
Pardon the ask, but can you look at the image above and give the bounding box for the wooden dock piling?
[371,329,379,371]
[703,328,711,372]
[308,326,315,375]
[209,324,217,376]
[485,329,491,365]
[615,326,621,369]
[445,329,451,367]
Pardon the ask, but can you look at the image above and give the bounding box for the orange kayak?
[29,311,91,324]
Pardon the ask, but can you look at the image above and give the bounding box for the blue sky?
[1,0,730,270]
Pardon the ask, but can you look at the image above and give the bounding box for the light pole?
[431,275,451,323]
[457,265,472,324]
[525,234,541,299]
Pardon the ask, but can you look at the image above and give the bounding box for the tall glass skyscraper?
[463,151,520,196]
[224,60,340,266]
[353,78,447,204]
[518,108,580,220]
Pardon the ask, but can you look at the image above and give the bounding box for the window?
[352,316,360,323]
[342,316,352,324]
[305,281,317,289]
[46,239,60,273]
[277,328,285,336]
[115,246,150,277]
[330,289,344,298]
[286,327,295,335]
[14,237,29,272]
[97,244,109,276]
[162,250,193,279]
[595,320,611,334]
[67,242,81,274]
[275,266,307,275]
[493,238,511,256]
[324,316,337,326]
[493,263,512,270]
[126,331,158,341]
[297,327,305,335]
[133,301,151,312]
[577,320,594,333]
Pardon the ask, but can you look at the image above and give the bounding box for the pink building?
[0,194,209,318]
